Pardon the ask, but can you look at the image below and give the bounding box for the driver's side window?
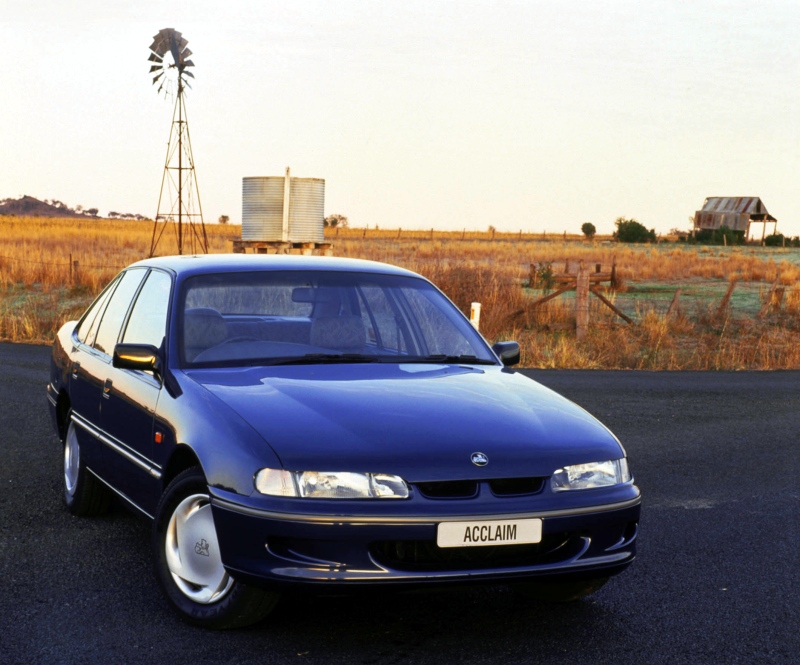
[93,269,146,356]
[122,270,172,349]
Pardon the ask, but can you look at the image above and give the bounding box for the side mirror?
[492,341,520,367]
[113,344,161,374]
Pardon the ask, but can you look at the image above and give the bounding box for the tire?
[63,417,111,516]
[153,467,280,629]
[515,576,609,603]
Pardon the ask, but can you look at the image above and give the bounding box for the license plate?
[437,518,542,548]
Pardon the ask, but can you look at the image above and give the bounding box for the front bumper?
[210,490,641,589]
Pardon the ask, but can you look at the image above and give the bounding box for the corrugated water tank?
[242,172,325,243]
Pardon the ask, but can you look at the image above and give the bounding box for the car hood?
[185,364,623,481]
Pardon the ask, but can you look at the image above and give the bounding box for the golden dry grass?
[4,216,800,369]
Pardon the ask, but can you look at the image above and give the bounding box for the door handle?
[71,362,80,379]
[103,378,113,399]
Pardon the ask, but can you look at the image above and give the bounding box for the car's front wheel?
[63,418,111,516]
[153,467,279,629]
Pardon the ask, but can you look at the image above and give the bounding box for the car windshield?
[179,270,497,367]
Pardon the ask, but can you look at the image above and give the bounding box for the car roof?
[128,254,422,279]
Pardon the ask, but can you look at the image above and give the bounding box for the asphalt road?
[0,341,797,664]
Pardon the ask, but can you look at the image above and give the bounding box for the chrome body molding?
[86,468,154,519]
[71,411,162,480]
[212,494,642,525]
[46,383,58,408]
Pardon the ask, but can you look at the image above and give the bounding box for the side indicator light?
[155,432,164,444]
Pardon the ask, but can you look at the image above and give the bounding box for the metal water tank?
[242,169,325,243]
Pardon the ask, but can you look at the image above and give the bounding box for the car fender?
[153,370,283,498]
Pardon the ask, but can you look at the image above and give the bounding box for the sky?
[2,0,799,236]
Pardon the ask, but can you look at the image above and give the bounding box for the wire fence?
[0,254,127,270]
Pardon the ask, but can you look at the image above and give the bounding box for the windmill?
[148,28,208,256]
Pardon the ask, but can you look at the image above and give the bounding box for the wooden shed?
[693,197,777,240]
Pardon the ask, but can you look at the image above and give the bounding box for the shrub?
[529,262,555,290]
[764,233,785,247]
[581,222,596,239]
[613,217,656,243]
[694,226,744,246]
[324,214,348,228]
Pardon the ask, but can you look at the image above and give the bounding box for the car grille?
[371,532,577,572]
[414,477,546,499]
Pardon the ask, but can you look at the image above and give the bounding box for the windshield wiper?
[406,354,497,366]
[267,353,380,366]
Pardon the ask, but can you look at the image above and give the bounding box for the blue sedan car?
[47,254,640,628]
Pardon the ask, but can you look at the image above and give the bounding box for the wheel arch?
[161,444,203,491]
[56,391,72,442]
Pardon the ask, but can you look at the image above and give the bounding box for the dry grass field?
[4,216,800,369]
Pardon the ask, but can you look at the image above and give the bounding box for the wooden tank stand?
[232,240,334,256]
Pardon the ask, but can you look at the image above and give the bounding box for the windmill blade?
[148,52,163,63]
[183,70,195,79]
[152,72,164,85]
[150,34,168,55]
[149,65,163,74]
[169,34,182,68]
[170,31,183,48]
[151,28,176,56]
[182,48,192,59]
[183,60,195,69]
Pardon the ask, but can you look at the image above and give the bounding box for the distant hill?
[0,195,98,218]
[0,196,149,220]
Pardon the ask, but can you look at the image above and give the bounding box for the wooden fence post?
[716,278,737,319]
[576,261,589,340]
[757,279,781,318]
[667,289,682,318]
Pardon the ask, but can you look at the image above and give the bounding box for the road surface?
[0,342,796,664]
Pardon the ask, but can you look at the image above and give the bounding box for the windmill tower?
[148,28,208,256]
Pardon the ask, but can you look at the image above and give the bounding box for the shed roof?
[699,197,776,221]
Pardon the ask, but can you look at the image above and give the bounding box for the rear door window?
[75,275,120,346]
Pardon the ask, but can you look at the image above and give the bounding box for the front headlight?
[254,469,409,499]
[551,458,631,492]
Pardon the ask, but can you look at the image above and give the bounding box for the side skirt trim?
[86,467,154,520]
